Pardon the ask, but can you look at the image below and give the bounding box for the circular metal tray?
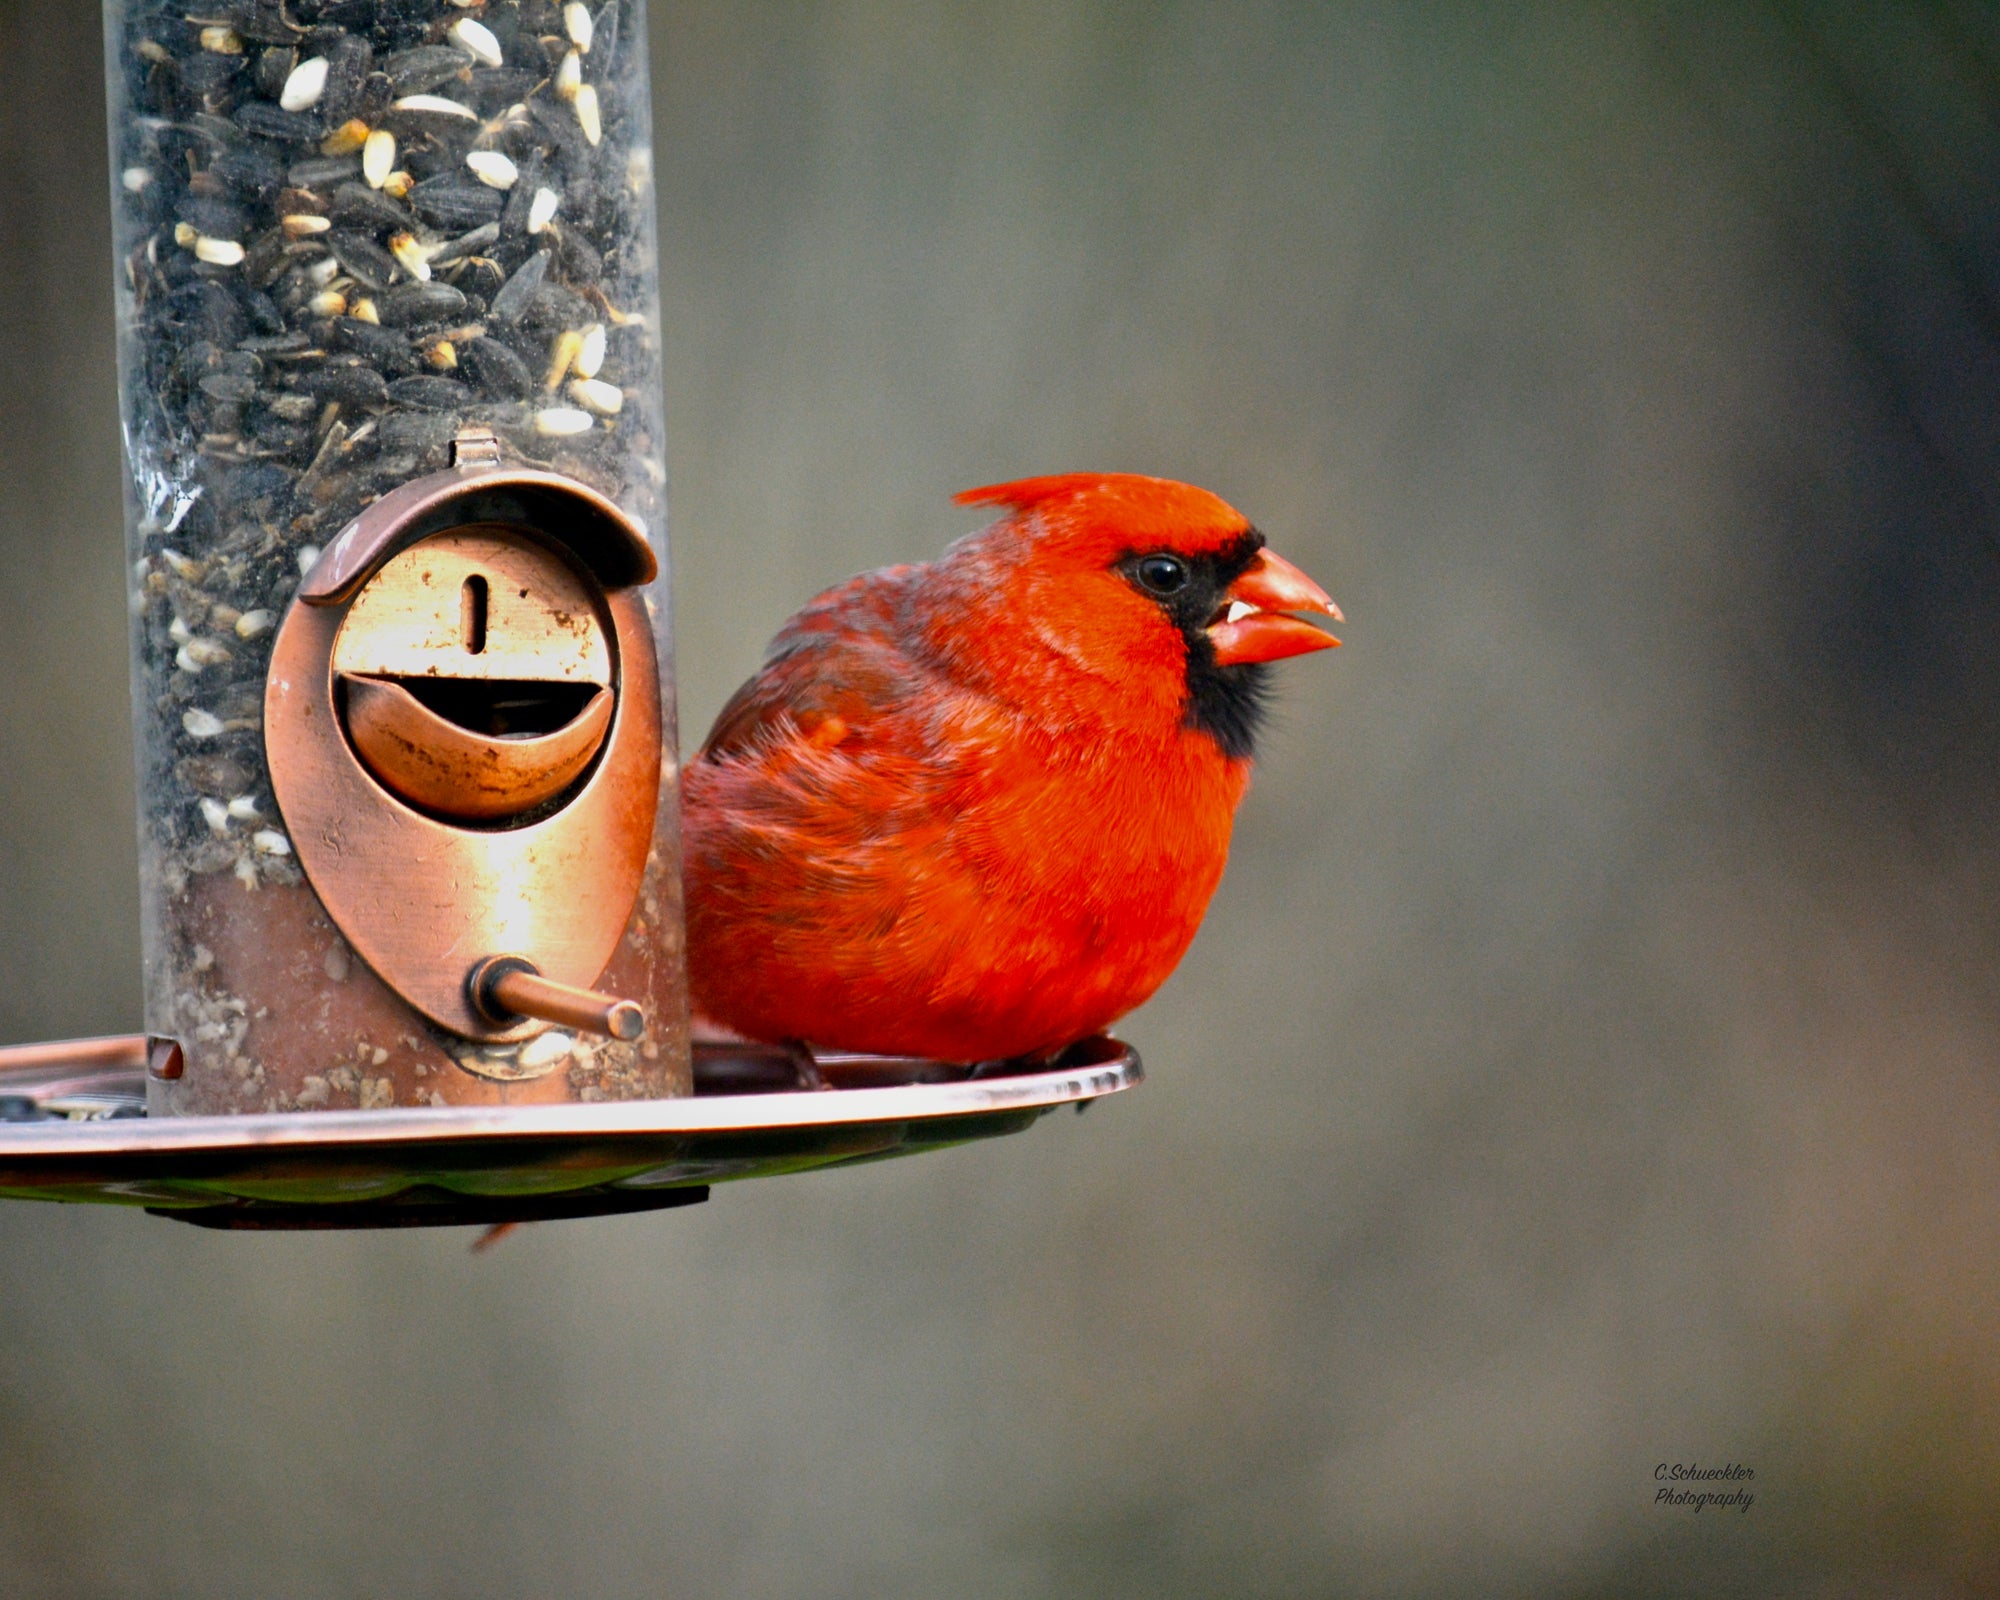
[0,1036,1140,1230]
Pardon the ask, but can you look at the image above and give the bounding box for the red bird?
[682,473,1341,1063]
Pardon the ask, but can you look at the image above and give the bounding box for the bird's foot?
[783,1039,829,1091]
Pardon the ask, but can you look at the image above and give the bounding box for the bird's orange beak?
[1206,549,1343,665]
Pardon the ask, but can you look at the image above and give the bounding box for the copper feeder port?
[332,526,619,823]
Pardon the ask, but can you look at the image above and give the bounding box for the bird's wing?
[700,565,923,762]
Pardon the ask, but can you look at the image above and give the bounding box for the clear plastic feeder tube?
[104,0,687,1111]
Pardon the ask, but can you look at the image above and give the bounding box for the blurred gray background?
[4,1,2000,1594]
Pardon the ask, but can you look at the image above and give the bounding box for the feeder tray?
[0,1035,1139,1230]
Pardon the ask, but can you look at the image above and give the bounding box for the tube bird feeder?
[0,0,1142,1230]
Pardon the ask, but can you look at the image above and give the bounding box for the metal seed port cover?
[266,448,663,1041]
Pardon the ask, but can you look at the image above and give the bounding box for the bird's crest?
[953,473,1252,554]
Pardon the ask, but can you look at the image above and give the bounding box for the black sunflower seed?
[429,221,498,268]
[590,0,619,69]
[320,35,373,123]
[386,374,472,410]
[287,153,361,187]
[233,101,321,144]
[253,46,297,100]
[209,141,288,196]
[461,335,533,399]
[199,370,260,404]
[332,317,419,374]
[354,71,394,124]
[487,248,549,325]
[554,227,601,288]
[238,287,288,334]
[177,51,245,95]
[383,44,468,94]
[329,180,413,231]
[377,409,460,454]
[326,230,398,290]
[464,68,537,113]
[380,282,467,326]
[294,362,390,407]
[178,194,250,239]
[408,173,503,229]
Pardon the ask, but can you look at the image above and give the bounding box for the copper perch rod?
[0,1034,148,1077]
[469,957,646,1041]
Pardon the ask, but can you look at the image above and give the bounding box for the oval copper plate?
[265,461,663,1043]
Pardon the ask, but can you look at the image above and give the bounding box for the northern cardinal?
[682,472,1340,1063]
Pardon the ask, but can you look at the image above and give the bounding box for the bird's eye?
[1135,555,1189,595]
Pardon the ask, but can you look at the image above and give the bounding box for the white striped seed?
[280,55,329,111]
[466,149,519,189]
[194,236,245,265]
[544,327,583,388]
[393,94,479,120]
[533,406,593,437]
[569,377,623,415]
[362,128,396,188]
[450,16,503,66]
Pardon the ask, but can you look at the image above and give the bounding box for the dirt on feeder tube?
[105,0,689,1113]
